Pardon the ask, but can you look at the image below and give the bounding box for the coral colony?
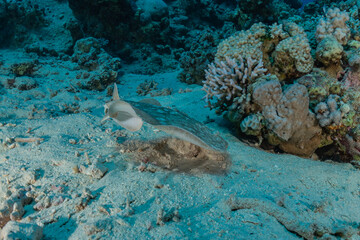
[202,7,360,160]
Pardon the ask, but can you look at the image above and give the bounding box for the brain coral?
[240,113,264,137]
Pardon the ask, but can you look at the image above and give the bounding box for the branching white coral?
[202,56,268,112]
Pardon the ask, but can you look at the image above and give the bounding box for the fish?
[102,84,228,152]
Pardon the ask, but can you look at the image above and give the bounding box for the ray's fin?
[139,98,162,106]
[112,83,120,101]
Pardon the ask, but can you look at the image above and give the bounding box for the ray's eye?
[105,108,109,114]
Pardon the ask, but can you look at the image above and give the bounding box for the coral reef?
[341,129,360,161]
[3,76,38,91]
[236,0,299,29]
[204,13,360,159]
[2,1,360,238]
[240,113,264,137]
[341,43,360,89]
[10,61,38,77]
[177,28,229,85]
[315,7,350,45]
[67,0,169,60]
[315,35,343,75]
[136,80,158,96]
[136,0,168,23]
[71,37,121,90]
[215,23,266,64]
[273,33,313,79]
[296,69,341,108]
[215,22,314,80]
[0,0,46,47]
[67,0,303,65]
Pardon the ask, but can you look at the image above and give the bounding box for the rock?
[136,0,168,22]
[1,76,37,91]
[79,161,108,179]
[0,188,33,228]
[14,77,38,91]
[0,221,43,240]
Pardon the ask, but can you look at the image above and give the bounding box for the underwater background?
[1,0,360,239]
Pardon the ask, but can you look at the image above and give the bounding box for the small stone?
[115,217,130,227]
[10,202,25,220]
[7,143,17,149]
[83,188,95,199]
[119,198,134,217]
[5,190,12,198]
[84,152,90,164]
[138,163,146,172]
[98,205,110,215]
[26,191,36,198]
[146,221,152,230]
[52,196,64,206]
[74,151,80,157]
[79,161,108,179]
[33,201,45,211]
[172,210,181,222]
[73,165,80,173]
[69,139,77,145]
[156,208,165,226]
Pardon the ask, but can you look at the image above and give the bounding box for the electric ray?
[102,84,228,152]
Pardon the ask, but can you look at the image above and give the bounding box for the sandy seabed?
[0,0,359,237]
[0,48,359,240]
